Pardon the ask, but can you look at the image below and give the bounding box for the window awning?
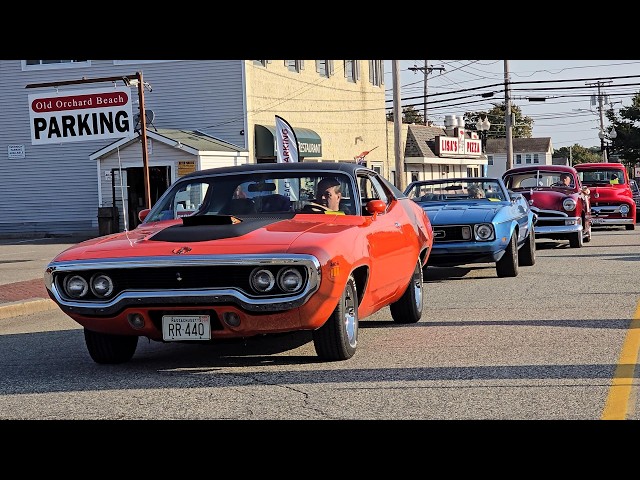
[255,124,322,158]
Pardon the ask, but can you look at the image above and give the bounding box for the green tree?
[555,145,601,165]
[386,105,425,124]
[606,92,640,172]
[464,103,533,139]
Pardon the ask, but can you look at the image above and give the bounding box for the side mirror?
[138,209,150,222]
[366,199,386,218]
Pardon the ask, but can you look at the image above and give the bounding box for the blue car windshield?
[406,180,506,202]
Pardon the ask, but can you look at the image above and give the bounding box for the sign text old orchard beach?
[28,87,135,145]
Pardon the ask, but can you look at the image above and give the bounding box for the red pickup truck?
[574,162,636,230]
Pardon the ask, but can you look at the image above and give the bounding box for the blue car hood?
[423,203,501,225]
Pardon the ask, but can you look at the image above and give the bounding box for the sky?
[383,60,640,150]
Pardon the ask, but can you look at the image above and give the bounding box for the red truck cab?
[574,162,636,230]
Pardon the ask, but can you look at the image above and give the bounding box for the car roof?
[504,165,578,175]
[181,161,373,179]
[574,162,626,170]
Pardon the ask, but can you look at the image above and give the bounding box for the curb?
[0,298,58,320]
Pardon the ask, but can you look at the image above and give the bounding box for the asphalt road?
[0,227,639,420]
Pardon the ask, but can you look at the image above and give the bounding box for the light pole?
[476,116,491,152]
[598,127,617,162]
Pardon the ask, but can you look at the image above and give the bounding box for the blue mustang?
[404,177,537,277]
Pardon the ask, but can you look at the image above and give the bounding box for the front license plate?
[162,315,211,341]
[591,218,603,224]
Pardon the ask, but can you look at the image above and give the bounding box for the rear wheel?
[518,227,536,267]
[496,232,519,277]
[84,329,138,364]
[313,275,358,361]
[390,258,424,324]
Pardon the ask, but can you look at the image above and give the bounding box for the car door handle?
[395,222,401,228]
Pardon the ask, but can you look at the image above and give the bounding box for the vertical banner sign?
[28,87,135,145]
[275,115,299,163]
[274,115,300,200]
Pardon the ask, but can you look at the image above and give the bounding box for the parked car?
[574,162,636,230]
[404,177,536,277]
[630,178,640,217]
[502,165,591,248]
[45,162,434,364]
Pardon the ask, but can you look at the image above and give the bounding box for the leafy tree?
[464,103,533,139]
[555,145,601,165]
[386,105,425,124]
[606,92,640,172]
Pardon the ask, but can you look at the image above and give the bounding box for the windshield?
[503,171,576,190]
[144,171,356,222]
[578,168,626,185]
[405,179,507,202]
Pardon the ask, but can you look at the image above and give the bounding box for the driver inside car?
[315,177,343,212]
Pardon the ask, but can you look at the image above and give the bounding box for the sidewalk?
[0,236,91,320]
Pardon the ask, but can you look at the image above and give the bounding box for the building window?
[526,154,532,164]
[344,60,360,83]
[23,60,90,71]
[285,60,304,73]
[487,155,494,165]
[368,60,383,86]
[516,154,522,165]
[533,153,539,164]
[253,60,267,67]
[316,60,334,77]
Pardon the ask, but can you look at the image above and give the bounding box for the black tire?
[84,328,138,364]
[626,223,635,231]
[496,232,519,277]
[569,230,583,248]
[518,227,536,267]
[390,258,424,324]
[313,275,358,361]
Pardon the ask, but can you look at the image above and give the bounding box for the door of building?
[125,166,171,228]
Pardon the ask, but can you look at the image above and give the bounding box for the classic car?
[45,162,434,364]
[574,162,636,230]
[630,178,640,217]
[502,165,591,248]
[404,177,536,278]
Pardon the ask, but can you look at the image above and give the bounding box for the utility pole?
[587,80,612,162]
[408,61,445,125]
[392,60,406,190]
[504,60,514,170]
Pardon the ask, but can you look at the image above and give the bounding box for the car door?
[358,173,415,304]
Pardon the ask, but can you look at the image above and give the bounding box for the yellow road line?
[601,304,640,420]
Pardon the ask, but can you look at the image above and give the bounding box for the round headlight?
[620,204,630,214]
[91,273,114,297]
[474,223,494,241]
[64,275,89,298]
[563,198,577,211]
[277,267,303,293]
[250,268,275,293]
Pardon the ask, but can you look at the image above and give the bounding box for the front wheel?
[313,275,358,361]
[496,232,519,277]
[84,328,138,364]
[390,258,424,324]
[569,230,583,248]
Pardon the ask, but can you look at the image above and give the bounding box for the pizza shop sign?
[28,87,135,145]
[435,127,482,158]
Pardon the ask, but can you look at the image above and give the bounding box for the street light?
[476,116,491,153]
[598,127,617,162]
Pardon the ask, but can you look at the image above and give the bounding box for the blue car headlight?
[474,223,495,241]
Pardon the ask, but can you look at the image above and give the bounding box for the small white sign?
[8,144,25,159]
[104,170,112,180]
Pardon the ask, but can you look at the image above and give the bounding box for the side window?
[358,173,389,214]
